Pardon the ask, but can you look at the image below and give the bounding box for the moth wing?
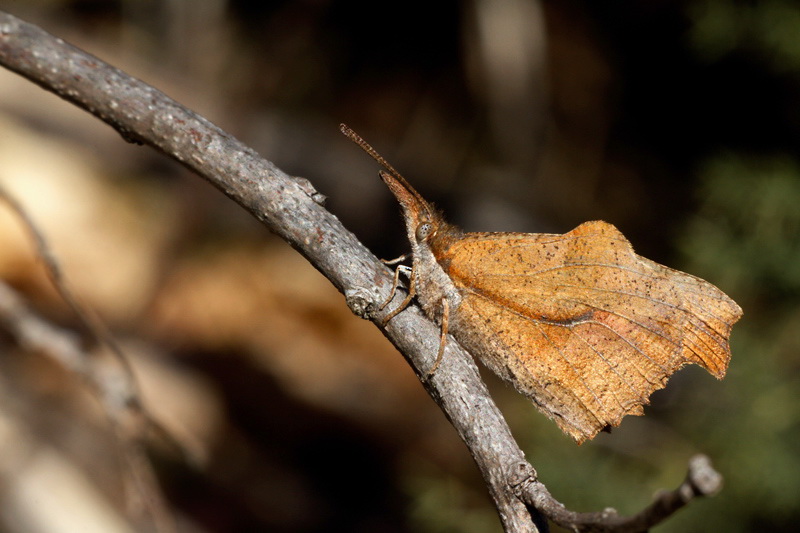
[438,220,741,442]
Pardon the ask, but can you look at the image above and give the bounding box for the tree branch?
[0,10,721,532]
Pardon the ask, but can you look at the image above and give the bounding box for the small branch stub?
[344,287,378,319]
[686,454,723,497]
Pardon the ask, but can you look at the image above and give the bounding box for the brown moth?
[341,124,742,443]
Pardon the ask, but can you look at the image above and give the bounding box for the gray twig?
[510,454,722,532]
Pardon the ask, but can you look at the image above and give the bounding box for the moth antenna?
[340,123,428,206]
[340,124,403,177]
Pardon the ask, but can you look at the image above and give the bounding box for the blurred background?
[0,0,797,532]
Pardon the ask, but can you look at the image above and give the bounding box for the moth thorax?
[413,242,461,322]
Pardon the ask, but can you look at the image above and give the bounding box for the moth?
[341,124,742,443]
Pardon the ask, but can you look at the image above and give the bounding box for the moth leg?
[379,254,412,313]
[425,297,449,379]
[382,253,411,266]
[379,265,403,311]
[381,265,415,326]
[379,263,412,311]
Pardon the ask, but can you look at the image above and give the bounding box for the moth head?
[378,169,438,232]
[338,124,443,245]
[415,220,435,243]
